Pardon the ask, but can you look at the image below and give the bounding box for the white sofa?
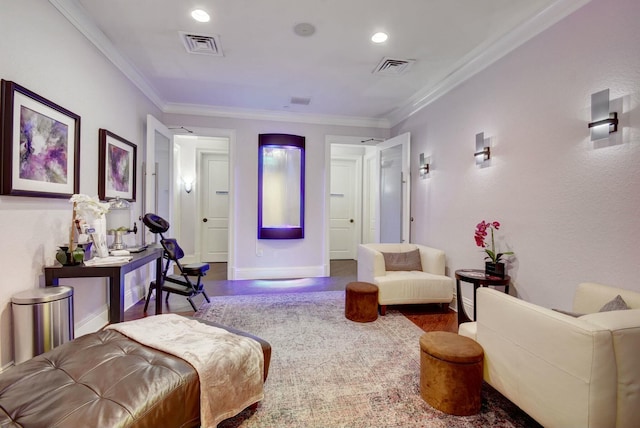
[459,282,640,428]
[357,243,454,315]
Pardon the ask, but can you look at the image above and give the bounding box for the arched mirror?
[258,133,305,239]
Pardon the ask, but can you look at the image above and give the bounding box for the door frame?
[144,114,173,246]
[169,126,236,279]
[376,132,411,243]
[323,135,381,276]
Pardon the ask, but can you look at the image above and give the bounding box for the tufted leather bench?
[0,318,271,428]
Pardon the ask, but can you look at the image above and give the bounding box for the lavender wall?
[394,0,640,309]
[0,0,162,367]
[163,113,388,279]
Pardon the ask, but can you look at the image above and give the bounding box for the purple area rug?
[195,291,540,427]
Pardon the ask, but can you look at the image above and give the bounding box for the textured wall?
[393,0,640,308]
[0,0,162,367]
[163,113,388,278]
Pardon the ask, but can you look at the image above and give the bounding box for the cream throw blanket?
[106,314,264,427]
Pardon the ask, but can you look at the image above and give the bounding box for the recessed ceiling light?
[371,32,388,43]
[191,9,210,23]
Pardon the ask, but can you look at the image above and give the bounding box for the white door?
[330,157,360,259]
[144,114,172,245]
[199,152,229,262]
[376,132,411,243]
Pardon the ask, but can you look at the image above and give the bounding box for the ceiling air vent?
[179,32,223,56]
[373,57,415,75]
[290,96,311,106]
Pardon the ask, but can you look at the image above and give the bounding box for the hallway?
[124,259,458,333]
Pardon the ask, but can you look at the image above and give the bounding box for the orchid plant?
[67,194,110,252]
[474,220,514,264]
[69,194,110,220]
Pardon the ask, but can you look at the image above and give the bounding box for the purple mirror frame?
[258,133,305,239]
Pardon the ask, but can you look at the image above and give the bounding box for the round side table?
[455,269,510,326]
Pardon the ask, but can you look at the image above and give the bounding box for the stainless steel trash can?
[11,286,74,364]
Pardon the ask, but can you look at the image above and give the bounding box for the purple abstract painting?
[107,143,130,192]
[19,106,68,183]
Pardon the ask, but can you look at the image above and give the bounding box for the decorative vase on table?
[78,242,93,261]
[88,215,110,257]
[69,194,111,258]
[56,246,85,266]
[485,261,505,278]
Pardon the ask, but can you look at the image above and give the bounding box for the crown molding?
[387,0,592,127]
[163,103,390,129]
[50,0,590,130]
[49,0,389,129]
[49,0,167,111]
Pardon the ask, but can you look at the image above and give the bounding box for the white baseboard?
[75,305,108,337]
[451,293,458,311]
[74,284,147,337]
[450,293,474,319]
[125,283,147,308]
[0,360,14,373]
[232,265,326,280]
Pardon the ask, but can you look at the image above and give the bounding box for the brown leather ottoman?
[419,331,484,416]
[345,281,379,322]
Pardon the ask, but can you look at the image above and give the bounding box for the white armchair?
[459,282,640,428]
[357,243,454,315]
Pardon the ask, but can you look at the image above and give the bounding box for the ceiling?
[51,0,589,128]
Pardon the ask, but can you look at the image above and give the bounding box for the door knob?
[202,218,208,222]
[350,219,354,223]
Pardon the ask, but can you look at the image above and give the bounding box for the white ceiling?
[51,0,589,128]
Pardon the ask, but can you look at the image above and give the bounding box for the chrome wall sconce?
[474,132,490,165]
[182,176,194,193]
[419,153,430,178]
[588,89,619,141]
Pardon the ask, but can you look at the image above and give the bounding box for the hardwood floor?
[124,259,459,333]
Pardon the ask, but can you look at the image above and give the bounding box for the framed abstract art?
[0,80,81,198]
[98,129,136,201]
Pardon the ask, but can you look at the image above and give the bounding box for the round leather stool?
[419,331,484,416]
[345,282,379,322]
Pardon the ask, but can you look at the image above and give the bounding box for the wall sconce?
[419,153,430,178]
[182,177,194,193]
[474,132,490,165]
[588,88,618,141]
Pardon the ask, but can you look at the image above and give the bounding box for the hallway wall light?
[182,177,194,193]
[474,132,490,165]
[588,88,619,141]
[419,153,430,178]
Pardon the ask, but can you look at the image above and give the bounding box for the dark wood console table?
[455,269,511,326]
[45,247,164,324]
